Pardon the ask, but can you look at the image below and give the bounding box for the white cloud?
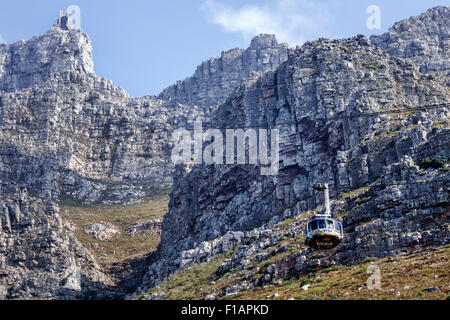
[201,0,332,45]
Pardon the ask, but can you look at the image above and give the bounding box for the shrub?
[362,257,377,263]
[420,155,449,170]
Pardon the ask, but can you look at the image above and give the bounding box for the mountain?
[0,7,449,300]
[133,7,449,297]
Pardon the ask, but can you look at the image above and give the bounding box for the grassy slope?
[60,194,170,264]
[136,244,449,300]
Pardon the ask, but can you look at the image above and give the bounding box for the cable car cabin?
[305,217,343,250]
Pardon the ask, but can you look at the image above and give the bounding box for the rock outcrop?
[0,16,94,92]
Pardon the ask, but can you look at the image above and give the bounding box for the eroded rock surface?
[0,184,121,299]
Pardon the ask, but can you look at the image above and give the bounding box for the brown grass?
[137,244,450,300]
[60,196,169,265]
[235,244,450,300]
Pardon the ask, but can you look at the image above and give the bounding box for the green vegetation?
[352,266,368,275]
[420,155,449,170]
[364,60,381,70]
[362,257,377,263]
[432,120,448,128]
[337,186,370,200]
[356,196,374,205]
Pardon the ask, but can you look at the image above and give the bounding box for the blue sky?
[0,0,448,97]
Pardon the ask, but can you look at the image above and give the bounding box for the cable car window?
[326,220,333,228]
[310,220,318,231]
[336,221,342,233]
[334,221,340,231]
[318,219,326,229]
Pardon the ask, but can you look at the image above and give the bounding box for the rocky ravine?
[0,7,449,300]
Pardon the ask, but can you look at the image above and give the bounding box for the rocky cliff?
[0,12,291,299]
[0,21,290,204]
[371,6,449,75]
[0,18,94,92]
[0,183,121,299]
[0,19,203,202]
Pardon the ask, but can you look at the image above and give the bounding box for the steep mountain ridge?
[0,19,290,204]
[157,34,289,108]
[0,12,292,299]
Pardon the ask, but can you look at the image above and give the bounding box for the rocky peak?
[249,34,280,50]
[0,13,94,92]
[157,34,288,108]
[370,6,449,73]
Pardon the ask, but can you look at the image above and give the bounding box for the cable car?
[305,184,344,250]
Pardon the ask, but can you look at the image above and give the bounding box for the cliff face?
[134,7,449,293]
[0,77,200,200]
[0,22,202,202]
[0,25,289,204]
[0,184,120,299]
[157,34,289,108]
[0,14,291,299]
[161,36,448,252]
